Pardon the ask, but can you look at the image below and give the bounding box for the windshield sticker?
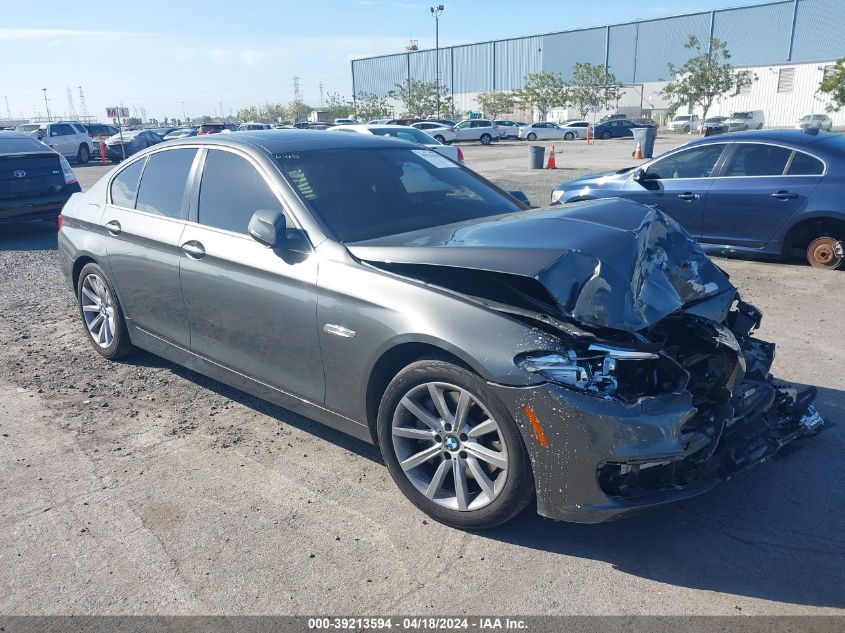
[412,149,458,168]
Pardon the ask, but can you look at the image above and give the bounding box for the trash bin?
[529,145,545,169]
[632,126,657,158]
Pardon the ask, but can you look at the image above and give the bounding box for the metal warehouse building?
[351,0,845,127]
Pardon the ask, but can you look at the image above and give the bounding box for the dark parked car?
[591,118,648,139]
[58,130,822,529]
[163,128,198,140]
[151,126,179,137]
[104,129,164,162]
[702,116,729,136]
[551,129,845,269]
[83,123,120,142]
[0,131,80,223]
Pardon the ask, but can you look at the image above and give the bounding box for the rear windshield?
[0,138,50,153]
[275,147,521,242]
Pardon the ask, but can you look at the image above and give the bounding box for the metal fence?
[351,0,844,98]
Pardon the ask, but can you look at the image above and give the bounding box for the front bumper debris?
[492,312,824,524]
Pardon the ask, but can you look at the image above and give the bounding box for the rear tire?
[77,144,90,164]
[76,263,134,359]
[564,132,574,140]
[433,134,446,144]
[377,359,534,529]
[480,133,492,145]
[601,131,612,140]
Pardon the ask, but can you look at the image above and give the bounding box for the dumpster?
[529,145,545,169]
[632,126,657,158]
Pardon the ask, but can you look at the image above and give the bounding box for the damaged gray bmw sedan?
[58,130,823,529]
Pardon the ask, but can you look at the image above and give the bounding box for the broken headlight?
[517,344,669,399]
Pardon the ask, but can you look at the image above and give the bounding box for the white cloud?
[240,50,269,67]
[208,48,235,64]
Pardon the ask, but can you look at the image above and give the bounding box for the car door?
[45,123,70,157]
[454,121,472,141]
[621,142,729,238]
[102,148,197,347]
[702,143,824,248]
[177,147,324,404]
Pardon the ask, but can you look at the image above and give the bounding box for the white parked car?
[239,122,272,130]
[517,122,569,141]
[24,121,93,163]
[411,121,457,144]
[453,119,500,144]
[327,124,463,162]
[333,118,359,125]
[666,114,701,133]
[726,110,764,131]
[557,120,590,140]
[796,114,833,131]
[493,120,526,139]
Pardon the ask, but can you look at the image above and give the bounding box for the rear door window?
[198,149,282,234]
[51,123,74,137]
[787,151,824,176]
[110,158,146,209]
[135,148,196,219]
[725,144,792,177]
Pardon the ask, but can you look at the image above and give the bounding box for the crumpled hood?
[346,198,736,332]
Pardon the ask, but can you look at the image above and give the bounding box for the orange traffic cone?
[546,145,557,169]
[586,124,591,144]
[633,140,643,159]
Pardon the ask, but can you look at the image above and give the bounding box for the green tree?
[568,62,623,119]
[286,98,313,123]
[125,116,142,126]
[325,92,356,120]
[476,91,515,119]
[353,92,392,121]
[388,80,446,118]
[819,58,845,112]
[662,36,751,125]
[513,72,568,120]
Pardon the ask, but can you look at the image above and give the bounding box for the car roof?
[685,129,834,147]
[0,130,31,139]
[162,128,412,153]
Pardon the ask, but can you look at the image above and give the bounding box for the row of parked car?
[666,111,835,135]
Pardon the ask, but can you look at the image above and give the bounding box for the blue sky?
[1,0,766,121]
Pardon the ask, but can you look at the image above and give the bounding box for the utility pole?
[78,87,90,121]
[66,86,77,119]
[181,101,187,125]
[430,5,444,118]
[319,81,324,107]
[293,76,301,102]
[42,88,52,121]
[3,96,11,121]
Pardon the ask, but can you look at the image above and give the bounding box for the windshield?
[0,137,49,153]
[15,124,40,133]
[673,116,691,121]
[275,147,521,242]
[370,127,439,145]
[732,112,750,119]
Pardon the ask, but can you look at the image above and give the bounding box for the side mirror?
[248,209,286,248]
[632,167,645,182]
[36,130,44,139]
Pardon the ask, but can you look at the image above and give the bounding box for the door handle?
[181,241,206,259]
[677,192,700,201]
[105,220,121,235]
[771,190,798,200]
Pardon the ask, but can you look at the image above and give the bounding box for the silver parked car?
[58,130,823,529]
[796,114,833,131]
[328,124,462,162]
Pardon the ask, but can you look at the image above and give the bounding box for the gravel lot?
[1,139,843,616]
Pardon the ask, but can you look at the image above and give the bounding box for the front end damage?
[348,200,824,522]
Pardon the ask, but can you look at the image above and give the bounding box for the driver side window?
[646,144,726,180]
[456,121,470,129]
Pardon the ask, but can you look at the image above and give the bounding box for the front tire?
[377,359,534,529]
[77,144,90,164]
[480,133,492,145]
[601,131,612,140]
[77,263,134,359]
[526,133,537,141]
[433,134,446,144]
[564,132,574,140]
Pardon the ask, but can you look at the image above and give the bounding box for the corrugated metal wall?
[541,28,607,79]
[792,0,845,61]
[352,0,845,98]
[713,2,793,66]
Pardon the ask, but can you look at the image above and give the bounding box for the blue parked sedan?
[551,129,845,269]
[591,118,652,139]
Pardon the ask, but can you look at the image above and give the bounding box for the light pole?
[42,88,52,121]
[430,5,444,118]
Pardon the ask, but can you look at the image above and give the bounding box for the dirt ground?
[1,139,843,616]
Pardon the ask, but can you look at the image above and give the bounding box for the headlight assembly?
[550,189,565,204]
[517,344,663,399]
